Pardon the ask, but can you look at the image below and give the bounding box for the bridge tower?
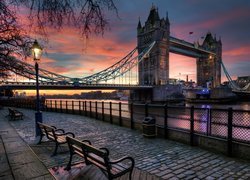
[197,33,222,88]
[137,5,170,85]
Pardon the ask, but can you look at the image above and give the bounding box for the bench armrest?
[82,140,91,145]
[100,147,110,156]
[109,156,135,167]
[54,128,65,133]
[14,110,23,115]
[51,125,57,129]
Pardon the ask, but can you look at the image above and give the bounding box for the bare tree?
[0,0,117,79]
[13,0,118,38]
[0,1,32,79]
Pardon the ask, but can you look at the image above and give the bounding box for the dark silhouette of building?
[137,5,169,85]
[197,33,222,87]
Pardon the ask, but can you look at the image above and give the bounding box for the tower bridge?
[137,5,221,88]
[0,6,249,101]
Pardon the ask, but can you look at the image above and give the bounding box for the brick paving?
[0,109,53,180]
[2,108,250,179]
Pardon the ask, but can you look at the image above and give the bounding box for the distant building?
[19,92,26,97]
[237,76,250,88]
[15,91,19,97]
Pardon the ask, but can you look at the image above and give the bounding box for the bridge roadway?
[0,81,153,90]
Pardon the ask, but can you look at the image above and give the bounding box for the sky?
[17,0,250,95]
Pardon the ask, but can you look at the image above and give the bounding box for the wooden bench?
[37,122,75,156]
[8,108,23,120]
[65,136,134,180]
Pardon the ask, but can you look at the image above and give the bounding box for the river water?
[186,101,250,110]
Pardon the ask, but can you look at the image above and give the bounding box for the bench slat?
[37,122,74,156]
[66,136,134,180]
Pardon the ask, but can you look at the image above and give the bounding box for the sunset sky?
[17,0,250,95]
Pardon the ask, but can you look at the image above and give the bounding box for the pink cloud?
[224,46,250,56]
[172,7,250,41]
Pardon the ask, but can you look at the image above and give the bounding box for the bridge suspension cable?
[80,41,155,84]
[0,56,72,82]
[0,41,156,85]
[221,60,250,91]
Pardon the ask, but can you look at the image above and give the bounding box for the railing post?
[227,107,233,157]
[83,101,85,115]
[130,103,134,129]
[79,101,81,115]
[119,102,122,126]
[60,100,62,113]
[72,101,74,114]
[109,102,113,124]
[207,108,211,136]
[66,100,68,113]
[164,104,168,139]
[95,101,98,119]
[145,103,148,117]
[84,101,87,116]
[102,101,105,121]
[55,100,57,112]
[44,100,47,111]
[190,106,194,146]
[209,109,212,136]
[89,101,92,117]
[50,100,52,111]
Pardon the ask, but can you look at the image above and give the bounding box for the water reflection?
[186,102,250,111]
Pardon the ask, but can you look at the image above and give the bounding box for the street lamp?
[31,40,43,137]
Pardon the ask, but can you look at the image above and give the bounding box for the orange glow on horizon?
[16,90,115,96]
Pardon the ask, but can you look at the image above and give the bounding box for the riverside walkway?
[0,109,53,179]
[1,107,250,179]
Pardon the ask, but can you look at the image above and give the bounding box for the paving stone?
[185,175,197,180]
[169,177,179,180]
[176,173,186,179]
[156,169,171,177]
[162,173,175,179]
[184,170,195,175]
[205,176,215,180]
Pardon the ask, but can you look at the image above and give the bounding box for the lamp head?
[31,40,42,61]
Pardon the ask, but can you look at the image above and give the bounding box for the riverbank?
[2,107,250,179]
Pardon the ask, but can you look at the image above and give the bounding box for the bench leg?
[37,134,44,144]
[64,152,73,171]
[52,142,59,156]
[129,170,133,180]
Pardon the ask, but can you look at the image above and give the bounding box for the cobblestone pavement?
[3,108,250,179]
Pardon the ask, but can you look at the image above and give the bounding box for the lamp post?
[31,40,43,137]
